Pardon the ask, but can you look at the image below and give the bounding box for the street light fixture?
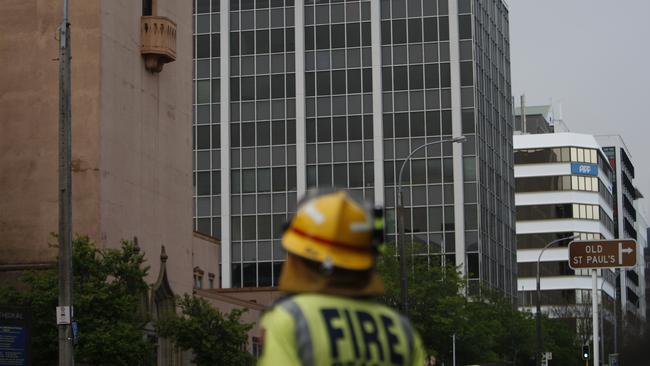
[535,234,578,366]
[396,135,466,315]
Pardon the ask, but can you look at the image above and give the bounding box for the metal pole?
[592,269,599,366]
[58,0,74,364]
[396,136,466,314]
[613,269,618,354]
[520,94,527,134]
[452,334,456,366]
[536,234,577,366]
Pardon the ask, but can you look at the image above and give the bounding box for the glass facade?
[193,0,516,293]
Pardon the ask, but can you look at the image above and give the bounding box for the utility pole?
[58,0,74,364]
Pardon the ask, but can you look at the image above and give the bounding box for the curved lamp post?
[396,135,466,315]
[535,234,578,366]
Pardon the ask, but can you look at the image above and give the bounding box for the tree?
[0,235,152,365]
[157,294,253,366]
[376,247,583,365]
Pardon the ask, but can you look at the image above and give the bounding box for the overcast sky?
[509,0,650,218]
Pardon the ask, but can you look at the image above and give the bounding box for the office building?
[193,0,517,295]
[596,135,647,331]
[514,132,617,354]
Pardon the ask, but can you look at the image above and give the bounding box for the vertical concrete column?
[370,0,384,206]
[448,0,466,276]
[220,0,231,288]
[295,0,306,198]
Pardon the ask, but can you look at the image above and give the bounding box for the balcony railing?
[140,16,177,73]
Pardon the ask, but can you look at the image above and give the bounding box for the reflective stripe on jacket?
[258,293,425,366]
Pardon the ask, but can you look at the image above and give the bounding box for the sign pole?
[591,269,599,366]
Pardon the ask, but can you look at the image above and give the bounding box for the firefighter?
[258,190,425,366]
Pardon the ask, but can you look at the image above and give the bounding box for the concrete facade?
[0,0,197,296]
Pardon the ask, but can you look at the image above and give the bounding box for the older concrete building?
[0,0,220,363]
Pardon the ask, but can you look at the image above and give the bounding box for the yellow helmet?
[282,190,377,271]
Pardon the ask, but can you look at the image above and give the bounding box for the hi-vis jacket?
[258,293,425,366]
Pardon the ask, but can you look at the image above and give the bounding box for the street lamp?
[535,234,578,366]
[396,135,466,314]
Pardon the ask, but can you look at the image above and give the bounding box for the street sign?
[568,240,637,269]
[0,307,31,366]
[609,353,619,366]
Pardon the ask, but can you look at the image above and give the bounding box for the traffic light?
[582,345,590,360]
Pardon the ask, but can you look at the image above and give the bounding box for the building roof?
[514,105,552,118]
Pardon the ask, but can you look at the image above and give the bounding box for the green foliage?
[157,294,253,366]
[0,235,152,365]
[376,247,582,365]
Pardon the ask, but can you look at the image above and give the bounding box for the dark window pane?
[394,113,409,137]
[347,23,361,47]
[230,32,239,55]
[440,63,450,88]
[197,171,210,195]
[411,112,425,136]
[232,263,241,288]
[317,71,331,95]
[333,164,347,187]
[348,116,362,140]
[241,31,255,55]
[287,167,296,190]
[231,123,240,147]
[349,163,363,187]
[271,120,285,145]
[258,262,272,286]
[460,61,473,86]
[258,168,270,192]
[427,159,442,183]
[318,165,332,186]
[305,72,315,97]
[271,74,285,98]
[347,69,361,93]
[257,75,270,99]
[306,119,316,142]
[382,67,393,91]
[423,17,438,42]
[271,29,285,52]
[332,70,346,94]
[211,34,220,58]
[439,16,449,41]
[211,171,221,195]
[441,111,452,135]
[287,120,296,144]
[257,121,270,145]
[458,15,472,40]
[317,118,331,142]
[362,68,372,93]
[412,160,426,184]
[407,18,422,43]
[383,114,393,139]
[256,30,269,53]
[196,126,210,149]
[381,20,391,45]
[286,29,295,52]
[305,26,314,50]
[392,20,406,44]
[333,117,346,141]
[196,35,210,58]
[241,77,255,100]
[363,115,373,139]
[286,74,295,98]
[393,66,408,90]
[316,25,330,49]
[243,263,256,287]
[230,77,240,101]
[257,0,269,9]
[211,125,221,148]
[461,109,474,133]
[331,25,345,49]
[362,22,371,46]
[424,63,439,89]
[242,123,256,146]
[272,167,286,191]
[426,111,440,135]
[409,65,423,89]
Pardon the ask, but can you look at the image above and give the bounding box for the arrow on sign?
[619,243,633,265]
[621,247,633,254]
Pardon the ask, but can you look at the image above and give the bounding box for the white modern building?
[514,132,618,351]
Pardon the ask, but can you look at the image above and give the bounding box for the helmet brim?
[282,228,374,271]
[278,254,385,296]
